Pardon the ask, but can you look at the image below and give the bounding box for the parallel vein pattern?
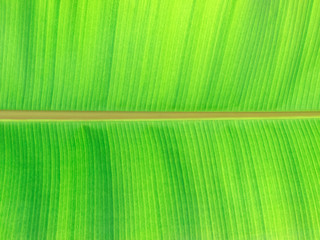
[0,119,320,239]
[1,0,320,111]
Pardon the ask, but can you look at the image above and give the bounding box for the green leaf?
[0,119,319,238]
[1,1,319,111]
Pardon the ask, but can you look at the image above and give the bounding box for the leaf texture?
[1,1,320,111]
[0,119,320,239]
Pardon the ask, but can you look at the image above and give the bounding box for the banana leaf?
[0,1,319,111]
[0,119,319,239]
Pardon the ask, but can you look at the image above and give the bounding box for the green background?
[1,1,320,239]
[1,119,320,239]
[1,0,320,111]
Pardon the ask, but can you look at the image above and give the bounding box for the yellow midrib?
[1,110,320,120]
